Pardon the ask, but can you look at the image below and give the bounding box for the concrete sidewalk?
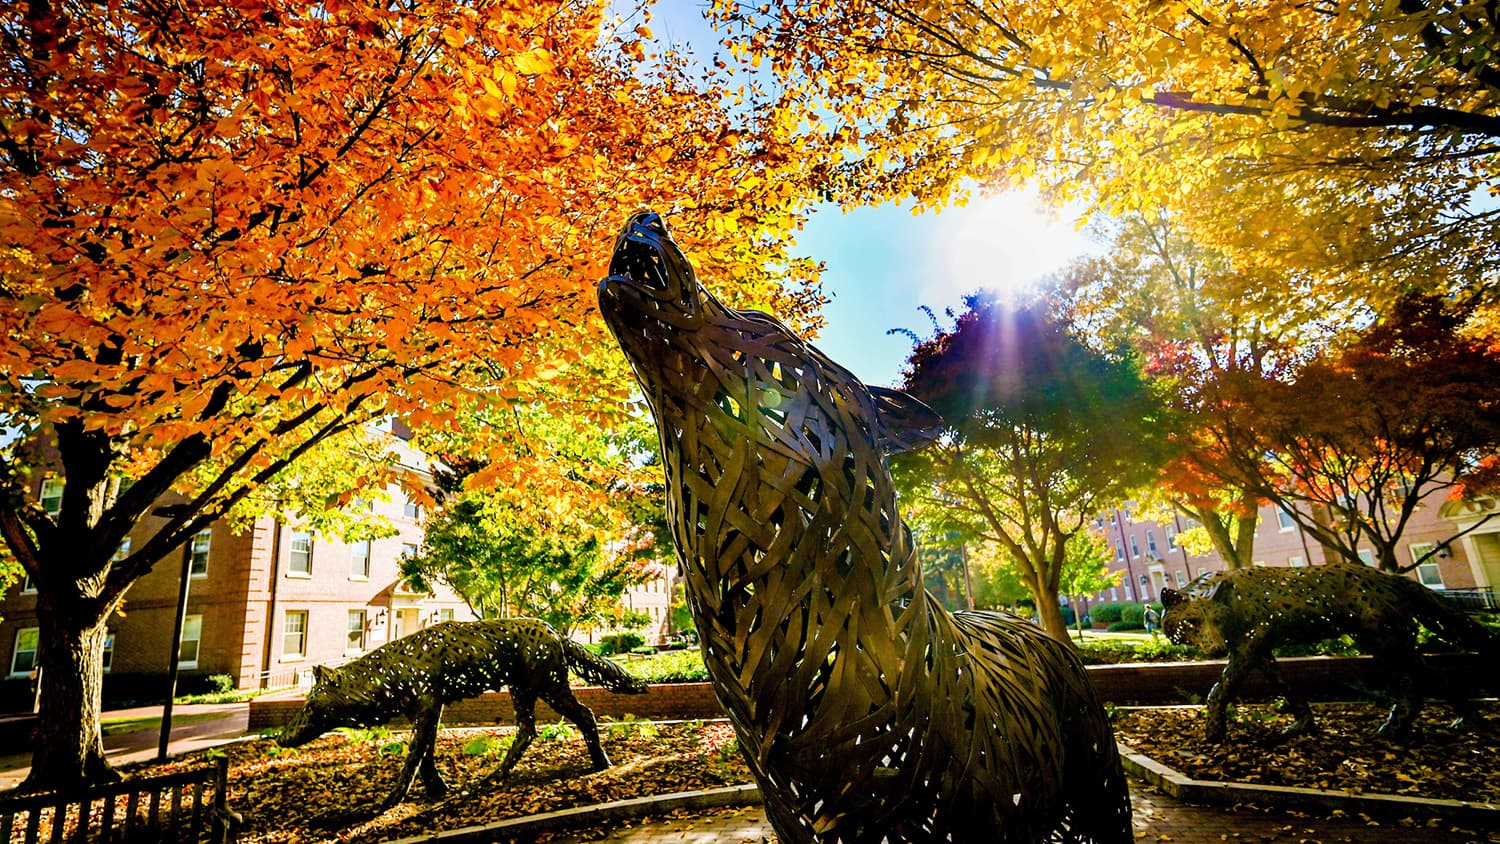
[0,702,251,791]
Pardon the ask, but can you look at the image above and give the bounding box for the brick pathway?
[540,783,1500,844]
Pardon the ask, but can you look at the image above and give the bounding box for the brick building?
[1083,494,1500,608]
[0,429,476,710]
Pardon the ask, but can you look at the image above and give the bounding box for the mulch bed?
[92,701,1496,842]
[1111,700,1500,805]
[125,720,753,843]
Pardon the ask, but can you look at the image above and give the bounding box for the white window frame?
[438,608,455,623]
[112,537,132,562]
[1174,570,1187,587]
[350,539,371,580]
[288,530,314,576]
[1129,536,1139,558]
[1358,548,1376,567]
[1146,529,1158,557]
[189,530,211,578]
[402,495,420,520]
[178,614,202,669]
[283,610,308,660]
[1288,555,1306,567]
[21,572,35,594]
[1166,525,1178,550]
[39,478,63,517]
[1410,543,1445,588]
[1276,508,1296,532]
[102,632,115,673]
[346,610,367,654]
[10,627,39,677]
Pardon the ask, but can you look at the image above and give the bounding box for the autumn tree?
[1061,213,1336,569]
[0,0,824,789]
[893,294,1171,642]
[1203,294,1500,572]
[1057,529,1124,639]
[712,1,1500,299]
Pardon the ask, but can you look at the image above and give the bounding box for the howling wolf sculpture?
[1162,563,1499,741]
[277,618,646,810]
[598,211,1132,843]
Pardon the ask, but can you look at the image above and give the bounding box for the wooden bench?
[0,756,237,843]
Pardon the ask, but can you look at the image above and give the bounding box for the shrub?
[1059,605,1076,626]
[1106,620,1138,632]
[1090,603,1126,624]
[207,674,236,694]
[625,648,709,683]
[1119,603,1146,628]
[599,631,645,656]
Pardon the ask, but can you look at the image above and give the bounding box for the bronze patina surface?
[599,211,1132,843]
[1163,563,1498,740]
[277,617,646,809]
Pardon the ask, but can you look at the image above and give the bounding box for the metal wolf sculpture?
[599,211,1132,843]
[277,618,647,809]
[1162,563,1499,741]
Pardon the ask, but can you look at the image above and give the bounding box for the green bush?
[630,645,658,656]
[1059,605,1076,626]
[625,648,709,683]
[1090,603,1126,623]
[1119,603,1145,628]
[599,631,645,656]
[1106,620,1139,632]
[1075,640,1203,665]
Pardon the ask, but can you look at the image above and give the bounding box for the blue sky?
[637,3,1094,388]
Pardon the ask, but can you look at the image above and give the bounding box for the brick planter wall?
[246,653,1497,731]
[248,682,726,732]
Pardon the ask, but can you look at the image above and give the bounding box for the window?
[10,628,39,676]
[439,608,455,623]
[346,610,366,654]
[1358,548,1376,567]
[1197,567,1210,578]
[402,542,419,560]
[1146,530,1158,557]
[189,530,211,577]
[1114,541,1123,561]
[1288,555,1306,567]
[1166,526,1178,550]
[289,530,313,576]
[112,537,131,562]
[40,478,63,516]
[21,572,35,594]
[1129,536,1139,558]
[1174,570,1187,587]
[102,633,115,673]
[178,615,202,668]
[403,496,421,520]
[1137,574,1150,597]
[1276,509,1296,531]
[1410,543,1445,588]
[1109,587,1119,601]
[1108,512,1117,525]
[350,540,371,580]
[283,611,308,658]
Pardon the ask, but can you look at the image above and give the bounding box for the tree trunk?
[1035,589,1070,644]
[22,603,115,792]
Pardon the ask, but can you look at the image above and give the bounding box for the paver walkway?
[2,707,1495,843]
[542,788,1499,844]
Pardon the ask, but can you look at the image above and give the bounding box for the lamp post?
[158,521,196,761]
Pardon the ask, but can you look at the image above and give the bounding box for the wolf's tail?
[562,638,649,694]
[1402,578,1500,656]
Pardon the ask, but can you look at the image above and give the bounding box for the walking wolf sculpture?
[277,618,647,809]
[599,211,1132,843]
[1162,564,1499,741]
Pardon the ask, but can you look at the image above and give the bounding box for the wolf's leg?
[1204,652,1258,742]
[382,699,443,810]
[417,703,449,798]
[544,685,611,770]
[1257,657,1315,736]
[495,690,538,779]
[1375,649,1428,738]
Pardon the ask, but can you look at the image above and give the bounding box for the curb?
[1118,742,1500,825]
[380,783,763,843]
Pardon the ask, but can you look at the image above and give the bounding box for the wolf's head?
[597,211,942,463]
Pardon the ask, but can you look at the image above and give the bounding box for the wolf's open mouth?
[608,212,671,291]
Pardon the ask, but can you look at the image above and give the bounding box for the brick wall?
[247,653,1498,732]
[249,681,726,731]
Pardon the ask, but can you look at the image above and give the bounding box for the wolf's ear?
[869,387,945,455]
[312,665,332,685]
[1161,588,1183,609]
[1205,578,1234,604]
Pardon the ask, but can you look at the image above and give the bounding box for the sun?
[929,189,1093,303]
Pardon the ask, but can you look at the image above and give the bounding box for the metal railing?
[0,756,236,843]
[1439,587,1500,612]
